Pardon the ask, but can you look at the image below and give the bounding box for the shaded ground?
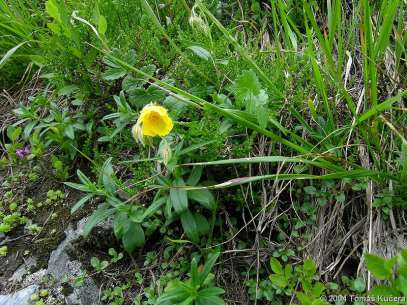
[0,168,93,294]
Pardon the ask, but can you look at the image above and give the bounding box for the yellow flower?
[132,104,173,141]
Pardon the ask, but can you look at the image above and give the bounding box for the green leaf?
[58,85,79,96]
[64,125,75,139]
[102,67,127,80]
[303,259,317,277]
[304,186,317,195]
[141,197,166,219]
[196,296,226,305]
[113,212,128,239]
[128,85,166,106]
[23,121,37,139]
[311,300,328,305]
[83,204,115,237]
[170,178,188,214]
[256,106,269,128]
[7,126,22,142]
[71,194,94,214]
[352,277,366,293]
[357,90,407,124]
[199,252,220,285]
[198,287,225,297]
[129,207,145,223]
[270,257,283,274]
[368,285,401,305]
[187,46,212,60]
[186,166,203,186]
[269,274,288,288]
[188,189,216,210]
[234,70,261,108]
[194,213,210,236]
[191,258,199,287]
[398,249,407,277]
[98,15,107,35]
[399,275,407,296]
[45,0,60,21]
[0,42,28,70]
[179,210,199,243]
[90,257,100,269]
[99,158,115,193]
[365,254,395,280]
[375,0,400,58]
[64,182,91,192]
[77,170,93,187]
[122,222,145,252]
[156,286,189,305]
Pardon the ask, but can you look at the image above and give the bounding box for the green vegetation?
[0,0,406,304]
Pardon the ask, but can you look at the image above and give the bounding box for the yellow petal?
[137,104,173,138]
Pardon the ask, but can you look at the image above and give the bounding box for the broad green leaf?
[99,157,115,193]
[186,166,203,186]
[365,254,395,280]
[83,204,115,237]
[196,296,227,305]
[198,287,225,297]
[122,222,145,252]
[303,259,317,277]
[304,186,317,195]
[155,286,189,304]
[270,257,283,274]
[64,125,75,139]
[194,213,210,236]
[170,178,188,214]
[188,46,211,60]
[58,85,79,96]
[45,0,60,21]
[398,249,407,276]
[142,197,166,219]
[399,275,407,296]
[102,67,127,80]
[113,212,128,239]
[269,274,288,288]
[188,189,216,210]
[368,285,401,305]
[352,278,366,293]
[179,210,199,243]
[98,15,107,35]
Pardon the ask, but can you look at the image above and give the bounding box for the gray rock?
[47,219,99,305]
[22,269,47,288]
[9,257,37,284]
[0,233,4,241]
[0,284,38,305]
